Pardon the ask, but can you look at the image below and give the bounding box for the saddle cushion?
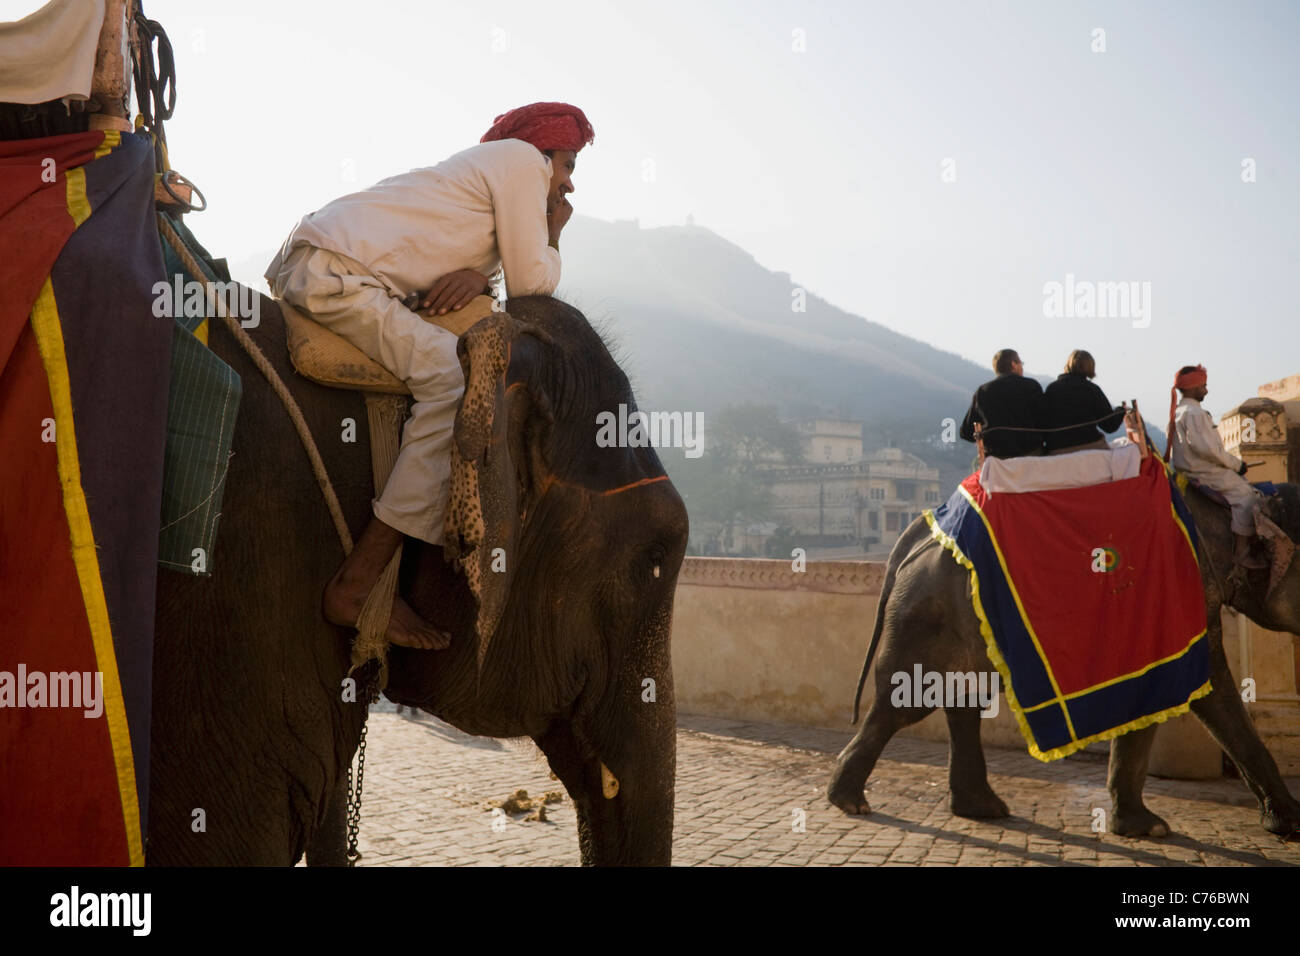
[280,294,497,394]
[979,441,1141,495]
[1182,474,1278,509]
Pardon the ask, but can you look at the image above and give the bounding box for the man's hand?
[547,197,573,246]
[419,269,490,315]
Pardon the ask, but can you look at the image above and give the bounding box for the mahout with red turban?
[480,102,595,153]
[1164,364,1209,462]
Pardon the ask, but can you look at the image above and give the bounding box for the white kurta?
[266,138,560,299]
[1171,396,1259,534]
[264,138,560,545]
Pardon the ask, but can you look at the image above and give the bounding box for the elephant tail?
[852,548,901,725]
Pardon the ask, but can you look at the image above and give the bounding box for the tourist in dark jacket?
[959,348,1048,458]
[1044,350,1125,454]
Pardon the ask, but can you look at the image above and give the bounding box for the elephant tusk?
[600,762,620,799]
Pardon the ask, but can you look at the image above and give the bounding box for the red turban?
[480,102,595,153]
[1165,365,1208,462]
[1175,365,1207,390]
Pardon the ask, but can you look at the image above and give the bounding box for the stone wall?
[671,557,1036,754]
[670,557,884,729]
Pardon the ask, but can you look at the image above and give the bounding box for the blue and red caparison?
[925,455,1210,761]
[1,129,171,864]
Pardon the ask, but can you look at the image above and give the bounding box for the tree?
[667,404,804,554]
[711,404,806,470]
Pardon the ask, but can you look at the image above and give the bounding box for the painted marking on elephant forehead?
[537,473,670,498]
[598,475,671,496]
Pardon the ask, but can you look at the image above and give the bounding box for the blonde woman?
[1044,350,1125,455]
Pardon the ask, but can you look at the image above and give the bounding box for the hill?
[556,216,1115,490]
[227,217,1156,493]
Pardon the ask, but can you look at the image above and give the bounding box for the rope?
[159,215,397,869]
[977,411,1123,436]
[350,394,409,684]
[131,4,176,136]
[157,215,355,556]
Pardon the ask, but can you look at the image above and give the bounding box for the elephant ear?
[443,310,551,671]
[1256,497,1297,596]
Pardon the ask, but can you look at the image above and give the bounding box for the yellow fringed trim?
[922,505,1214,763]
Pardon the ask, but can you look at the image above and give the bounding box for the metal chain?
[345,673,381,867]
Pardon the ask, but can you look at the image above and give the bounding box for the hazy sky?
[12,0,1299,426]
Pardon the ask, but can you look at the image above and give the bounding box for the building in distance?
[757,420,941,555]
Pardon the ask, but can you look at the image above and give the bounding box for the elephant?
[826,478,1300,840]
[149,292,688,866]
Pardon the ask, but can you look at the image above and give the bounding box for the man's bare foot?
[325,585,449,650]
[323,517,450,650]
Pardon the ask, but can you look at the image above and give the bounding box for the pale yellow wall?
[1214,396,1300,775]
[1220,403,1289,484]
[1259,374,1300,403]
[811,437,861,462]
[1220,609,1300,776]
[800,420,864,464]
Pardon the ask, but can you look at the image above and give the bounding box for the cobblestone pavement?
[356,703,1300,866]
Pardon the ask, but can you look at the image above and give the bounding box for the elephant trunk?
[536,668,676,866]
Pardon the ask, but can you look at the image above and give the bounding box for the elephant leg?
[1108,725,1170,837]
[1191,639,1300,836]
[305,776,350,867]
[827,699,931,815]
[945,705,1009,818]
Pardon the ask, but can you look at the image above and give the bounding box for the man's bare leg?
[323,517,450,649]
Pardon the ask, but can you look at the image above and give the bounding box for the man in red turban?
[477,102,595,277]
[1166,365,1266,568]
[264,102,594,648]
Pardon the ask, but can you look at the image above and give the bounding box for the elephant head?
[390,296,689,866]
[1183,481,1300,631]
[1246,485,1300,629]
